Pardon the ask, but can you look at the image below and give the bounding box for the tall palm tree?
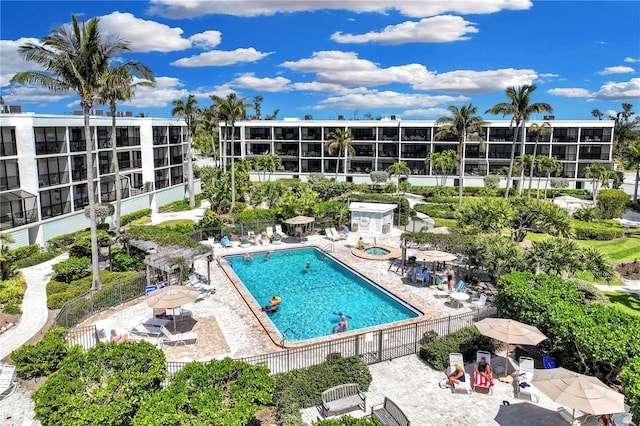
[12,15,129,290]
[96,63,154,240]
[263,153,281,182]
[325,128,354,180]
[171,95,199,209]
[584,163,610,202]
[427,150,459,186]
[212,93,251,212]
[435,104,486,205]
[516,154,533,196]
[486,85,553,199]
[624,141,640,203]
[538,156,562,199]
[527,122,550,197]
[198,104,220,164]
[387,161,411,195]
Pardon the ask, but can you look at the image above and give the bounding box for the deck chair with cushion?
[159,325,198,347]
[129,321,163,338]
[515,356,539,402]
[325,228,339,242]
[444,353,472,394]
[266,226,274,239]
[330,227,347,240]
[275,224,287,237]
[473,351,494,395]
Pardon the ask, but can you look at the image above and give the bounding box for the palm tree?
[527,122,550,197]
[624,141,640,203]
[387,161,411,195]
[171,95,199,209]
[427,150,459,186]
[485,85,553,198]
[435,104,486,205]
[538,156,562,199]
[516,154,533,196]
[0,233,16,280]
[212,93,251,212]
[12,15,129,290]
[96,63,154,240]
[198,104,220,164]
[263,153,281,182]
[584,163,610,202]
[325,128,354,180]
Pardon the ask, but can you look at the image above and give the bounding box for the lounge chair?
[435,280,465,297]
[266,227,274,238]
[248,230,257,244]
[129,317,163,338]
[515,356,539,402]
[330,227,347,240]
[0,364,17,399]
[471,293,488,309]
[159,325,198,346]
[415,270,430,286]
[275,224,287,237]
[325,228,339,242]
[473,351,494,394]
[445,353,472,394]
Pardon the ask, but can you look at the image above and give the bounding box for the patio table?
[449,292,470,308]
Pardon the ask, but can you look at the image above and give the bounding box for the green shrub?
[483,175,500,188]
[11,325,72,379]
[572,207,598,222]
[0,276,25,311]
[234,208,279,222]
[418,327,501,371]
[568,279,611,305]
[52,257,91,284]
[159,199,191,212]
[2,303,22,315]
[110,247,145,272]
[14,250,61,269]
[597,189,629,219]
[46,279,92,309]
[572,220,624,240]
[120,208,152,226]
[7,244,41,262]
[274,357,372,425]
[620,356,640,423]
[46,229,86,250]
[124,226,202,249]
[414,203,457,219]
[69,230,111,258]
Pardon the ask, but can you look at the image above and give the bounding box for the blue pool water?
[223,247,421,341]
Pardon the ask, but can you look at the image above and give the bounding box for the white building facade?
[220,118,614,188]
[1,111,198,248]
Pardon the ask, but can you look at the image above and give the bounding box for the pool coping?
[218,243,434,350]
[351,243,401,261]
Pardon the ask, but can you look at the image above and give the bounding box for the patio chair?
[471,293,488,309]
[325,228,339,242]
[515,356,539,402]
[159,325,198,346]
[435,280,466,297]
[444,353,472,395]
[266,226,274,238]
[415,270,430,286]
[129,321,163,338]
[248,230,257,244]
[330,227,347,240]
[473,351,494,395]
[0,364,17,400]
[275,224,287,237]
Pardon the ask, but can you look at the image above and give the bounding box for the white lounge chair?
[0,364,17,399]
[515,356,539,402]
[330,227,347,240]
[473,351,494,395]
[275,224,287,237]
[325,228,339,242]
[159,325,198,346]
[445,353,472,394]
[266,227,274,239]
[471,293,488,309]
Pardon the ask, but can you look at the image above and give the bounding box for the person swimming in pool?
[244,253,253,262]
[305,261,311,271]
[265,251,271,260]
[333,315,348,333]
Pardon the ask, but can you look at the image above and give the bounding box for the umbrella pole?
[504,350,509,377]
[571,408,575,425]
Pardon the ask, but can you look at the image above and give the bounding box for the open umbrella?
[475,318,547,376]
[532,367,625,425]
[146,286,200,330]
[414,249,457,262]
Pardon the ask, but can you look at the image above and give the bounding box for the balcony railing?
[38,172,68,187]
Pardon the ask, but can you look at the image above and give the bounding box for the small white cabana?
[348,202,397,234]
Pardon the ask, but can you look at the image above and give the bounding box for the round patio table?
[449,292,470,308]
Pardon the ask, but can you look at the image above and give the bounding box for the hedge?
[10,326,72,379]
[273,356,372,426]
[46,229,86,250]
[120,208,152,226]
[14,250,61,269]
[418,327,501,371]
[597,189,629,219]
[414,203,457,219]
[7,244,41,262]
[123,225,202,249]
[572,220,624,240]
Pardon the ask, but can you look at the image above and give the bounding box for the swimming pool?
[223,247,421,341]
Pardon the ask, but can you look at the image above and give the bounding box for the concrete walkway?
[0,252,68,361]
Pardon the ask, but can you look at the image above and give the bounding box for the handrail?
[322,243,335,253]
[280,327,300,346]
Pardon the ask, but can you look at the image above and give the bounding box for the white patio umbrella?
[146,286,200,330]
[475,318,547,376]
[532,367,625,425]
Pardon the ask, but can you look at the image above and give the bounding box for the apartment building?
[220,117,614,187]
[1,111,197,248]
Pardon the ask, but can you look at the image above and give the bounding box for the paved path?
[0,252,68,361]
[595,279,640,297]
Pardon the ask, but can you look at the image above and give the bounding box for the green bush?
[418,327,501,371]
[597,189,629,219]
[483,175,500,188]
[46,230,86,250]
[2,303,22,315]
[414,203,457,219]
[110,246,145,272]
[69,230,111,258]
[52,257,91,284]
[46,278,92,309]
[0,276,25,312]
[120,208,152,226]
[572,220,624,240]
[234,208,279,222]
[620,356,640,423]
[124,226,202,249]
[14,250,61,269]
[7,244,41,262]
[11,325,72,379]
[572,207,598,222]
[274,357,372,426]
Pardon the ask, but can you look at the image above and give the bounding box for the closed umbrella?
[475,318,547,376]
[146,286,200,330]
[532,367,625,425]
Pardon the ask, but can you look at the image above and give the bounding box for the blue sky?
[1,0,639,121]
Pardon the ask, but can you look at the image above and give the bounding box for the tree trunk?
[229,124,236,213]
[544,172,550,199]
[634,168,639,204]
[110,102,122,240]
[458,135,465,206]
[504,121,521,199]
[84,106,101,290]
[528,140,538,197]
[186,124,195,209]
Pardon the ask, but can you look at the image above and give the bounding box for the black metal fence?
[55,274,147,329]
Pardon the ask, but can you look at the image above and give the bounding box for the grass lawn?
[157,219,194,227]
[573,270,624,286]
[433,218,459,229]
[603,291,640,316]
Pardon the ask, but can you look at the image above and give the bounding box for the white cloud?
[624,57,640,63]
[401,108,452,118]
[282,51,537,94]
[591,78,640,100]
[597,66,635,75]
[226,73,291,92]
[331,15,478,45]
[148,0,531,18]
[99,12,192,52]
[291,82,369,94]
[189,31,222,49]
[312,90,468,110]
[171,48,272,67]
[3,85,71,105]
[547,88,591,97]
[0,38,41,87]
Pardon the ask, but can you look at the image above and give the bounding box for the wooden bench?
[321,383,366,417]
[369,397,410,426]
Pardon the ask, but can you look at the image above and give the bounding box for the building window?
[1,127,17,156]
[37,157,69,187]
[153,126,168,145]
[34,127,67,155]
[41,187,71,219]
[0,159,20,190]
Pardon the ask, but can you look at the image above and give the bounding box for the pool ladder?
[280,327,300,346]
[322,243,335,253]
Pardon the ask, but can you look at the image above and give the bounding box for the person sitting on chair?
[476,356,492,381]
[110,328,130,343]
[357,236,365,250]
[448,364,465,386]
[598,414,616,426]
